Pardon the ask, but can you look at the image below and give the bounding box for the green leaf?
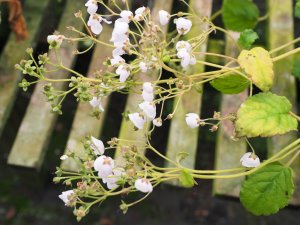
[176,151,189,164]
[295,1,300,18]
[222,0,259,32]
[238,47,274,92]
[179,169,195,188]
[235,92,298,137]
[238,29,259,49]
[210,74,249,94]
[292,56,300,79]
[240,162,294,215]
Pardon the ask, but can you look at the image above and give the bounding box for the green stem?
[272,47,300,62]
[289,111,300,121]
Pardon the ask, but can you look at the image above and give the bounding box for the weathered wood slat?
[213,32,247,196]
[0,0,50,137]
[114,0,173,159]
[206,40,225,64]
[7,0,86,168]
[267,0,300,205]
[165,0,213,183]
[61,24,113,171]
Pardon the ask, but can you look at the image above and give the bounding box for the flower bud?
[26,48,33,54]
[74,10,82,18]
[53,177,61,183]
[210,125,218,132]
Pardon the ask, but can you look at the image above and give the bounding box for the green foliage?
[295,0,300,18]
[238,29,259,49]
[240,162,294,215]
[210,74,249,94]
[238,47,274,92]
[235,92,298,137]
[222,0,259,32]
[292,56,300,79]
[179,169,195,188]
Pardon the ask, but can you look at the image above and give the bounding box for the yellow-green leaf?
[235,92,298,137]
[238,47,274,92]
[178,169,195,188]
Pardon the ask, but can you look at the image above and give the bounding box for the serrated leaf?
[238,29,259,49]
[292,56,300,79]
[179,169,195,188]
[295,1,300,18]
[210,74,249,94]
[235,92,298,137]
[238,47,274,92]
[222,0,259,32]
[240,162,294,215]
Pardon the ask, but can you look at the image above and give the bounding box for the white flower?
[106,179,119,190]
[153,118,162,127]
[87,14,112,35]
[94,155,115,178]
[134,178,153,193]
[139,101,156,120]
[159,10,170,26]
[240,152,260,168]
[60,155,68,160]
[111,19,129,43]
[142,90,154,102]
[87,14,102,35]
[139,62,148,72]
[120,10,133,23]
[175,17,192,35]
[134,6,147,21]
[176,41,192,51]
[116,64,130,82]
[189,55,196,65]
[151,56,158,62]
[112,47,126,57]
[185,113,200,128]
[177,49,191,68]
[85,0,98,15]
[143,82,154,93]
[104,168,125,190]
[47,35,65,49]
[110,55,125,66]
[90,136,105,155]
[89,96,104,111]
[129,113,146,129]
[176,41,196,68]
[142,82,154,101]
[58,190,74,205]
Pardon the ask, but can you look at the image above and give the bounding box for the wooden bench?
[1,0,299,205]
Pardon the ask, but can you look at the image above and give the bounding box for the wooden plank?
[267,0,300,205]
[61,24,113,171]
[0,0,50,137]
[213,32,247,196]
[165,0,213,183]
[206,39,225,65]
[115,0,174,158]
[7,0,86,168]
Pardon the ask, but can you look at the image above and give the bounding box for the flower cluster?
[56,135,157,220]
[17,0,300,220]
